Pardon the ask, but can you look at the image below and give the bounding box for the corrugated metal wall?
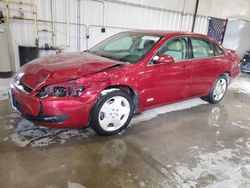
[0,0,209,70]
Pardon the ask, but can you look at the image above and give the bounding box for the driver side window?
[157,38,188,61]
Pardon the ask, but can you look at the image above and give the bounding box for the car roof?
[127,29,210,39]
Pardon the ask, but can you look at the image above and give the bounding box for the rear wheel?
[201,75,228,104]
[90,89,134,136]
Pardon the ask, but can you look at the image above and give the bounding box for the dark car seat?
[139,40,155,56]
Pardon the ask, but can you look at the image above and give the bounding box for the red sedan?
[9,31,240,135]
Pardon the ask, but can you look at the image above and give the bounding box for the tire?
[90,89,134,136]
[202,75,228,104]
[200,96,208,102]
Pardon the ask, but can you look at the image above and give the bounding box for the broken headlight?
[53,86,67,97]
[37,82,85,98]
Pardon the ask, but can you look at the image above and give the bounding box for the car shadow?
[8,117,95,147]
[5,98,207,148]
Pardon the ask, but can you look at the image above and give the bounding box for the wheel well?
[103,85,139,112]
[221,72,231,84]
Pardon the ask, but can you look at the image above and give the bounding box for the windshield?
[89,32,161,63]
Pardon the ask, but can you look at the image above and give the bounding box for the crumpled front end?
[8,73,109,128]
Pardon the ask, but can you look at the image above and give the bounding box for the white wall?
[198,0,250,20]
[0,0,208,71]
[223,19,250,58]
[117,0,196,13]
[0,0,249,71]
[118,0,250,20]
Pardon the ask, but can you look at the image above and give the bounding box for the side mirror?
[154,55,174,64]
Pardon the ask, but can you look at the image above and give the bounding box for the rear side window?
[191,38,214,58]
[214,44,224,56]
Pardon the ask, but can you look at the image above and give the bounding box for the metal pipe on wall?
[82,0,105,26]
[84,0,105,50]
[50,0,55,47]
[66,0,70,51]
[85,0,208,48]
[3,0,209,55]
[88,24,137,31]
[9,16,87,27]
[5,1,10,22]
[192,0,199,32]
[180,0,187,31]
[7,16,87,52]
[86,24,140,49]
[77,0,80,51]
[92,0,105,26]
[32,0,39,46]
[102,0,193,16]
[0,23,12,77]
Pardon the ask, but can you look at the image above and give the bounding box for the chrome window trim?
[187,54,224,61]
[147,35,225,67]
[213,43,225,56]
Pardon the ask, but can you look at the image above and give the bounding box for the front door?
[140,37,192,107]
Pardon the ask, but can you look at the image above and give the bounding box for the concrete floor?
[0,75,250,188]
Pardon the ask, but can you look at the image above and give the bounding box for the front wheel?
[202,75,228,104]
[90,89,134,136]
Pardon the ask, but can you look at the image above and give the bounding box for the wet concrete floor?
[0,79,250,187]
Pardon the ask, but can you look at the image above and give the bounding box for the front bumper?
[9,82,97,128]
[25,114,69,123]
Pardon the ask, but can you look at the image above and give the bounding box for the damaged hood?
[17,52,123,89]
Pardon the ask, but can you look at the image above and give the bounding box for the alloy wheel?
[213,78,227,101]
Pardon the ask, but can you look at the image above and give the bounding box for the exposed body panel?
[18,52,123,89]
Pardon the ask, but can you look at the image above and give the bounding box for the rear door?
[189,37,220,96]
